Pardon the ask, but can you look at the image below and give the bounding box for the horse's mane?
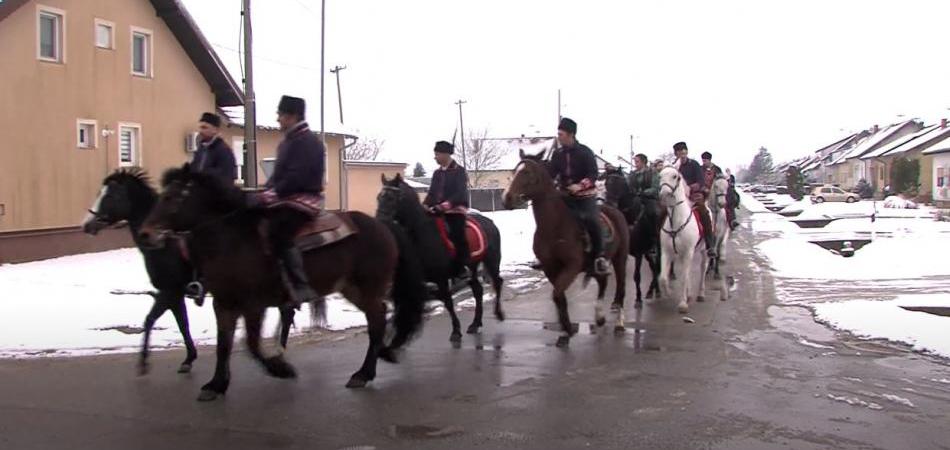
[161,165,245,211]
[105,167,151,188]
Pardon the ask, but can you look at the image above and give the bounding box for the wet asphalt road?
[2,222,950,450]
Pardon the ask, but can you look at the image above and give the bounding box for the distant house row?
[777,119,950,206]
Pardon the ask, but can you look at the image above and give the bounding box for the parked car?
[750,185,778,194]
[775,185,789,195]
[810,185,858,203]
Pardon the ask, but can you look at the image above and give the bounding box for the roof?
[906,126,950,155]
[403,179,429,189]
[831,121,920,164]
[861,125,937,159]
[343,160,407,168]
[0,0,244,107]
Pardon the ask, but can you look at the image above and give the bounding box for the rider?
[185,112,237,303]
[423,140,471,279]
[259,95,323,308]
[628,153,660,214]
[674,142,717,258]
[548,117,609,275]
[724,168,740,230]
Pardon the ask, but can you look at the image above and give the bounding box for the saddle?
[295,210,357,251]
[578,210,616,253]
[434,215,487,263]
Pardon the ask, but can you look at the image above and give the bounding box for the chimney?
[942,118,948,129]
[872,124,880,133]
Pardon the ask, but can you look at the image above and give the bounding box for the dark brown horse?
[502,150,629,347]
[140,165,426,401]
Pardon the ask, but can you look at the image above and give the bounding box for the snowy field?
[0,209,541,358]
[743,189,950,359]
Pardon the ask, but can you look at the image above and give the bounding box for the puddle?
[388,424,464,439]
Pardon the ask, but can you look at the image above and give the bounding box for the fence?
[469,188,510,212]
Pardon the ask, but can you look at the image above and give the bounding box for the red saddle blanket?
[434,215,487,263]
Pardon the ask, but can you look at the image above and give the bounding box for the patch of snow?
[483,208,537,273]
[826,394,884,410]
[883,196,918,209]
[880,393,916,408]
[812,294,950,359]
[798,339,835,349]
[758,237,950,280]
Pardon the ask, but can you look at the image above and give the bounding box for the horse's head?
[604,173,629,207]
[503,149,551,209]
[658,166,686,206]
[82,168,155,235]
[139,164,239,245]
[710,176,729,209]
[377,172,421,222]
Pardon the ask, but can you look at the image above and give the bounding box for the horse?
[377,173,504,341]
[603,173,660,306]
[657,166,709,313]
[502,150,629,346]
[707,175,731,300]
[139,165,427,401]
[81,169,308,376]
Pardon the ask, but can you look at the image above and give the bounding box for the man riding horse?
[628,153,660,216]
[674,142,717,258]
[549,117,609,275]
[423,140,471,279]
[253,95,324,308]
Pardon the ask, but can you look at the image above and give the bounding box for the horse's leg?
[594,274,608,328]
[611,250,627,333]
[658,242,672,300]
[487,255,505,322]
[719,231,730,301]
[633,255,644,307]
[647,251,661,299]
[438,281,462,342]
[245,306,296,379]
[677,252,691,314]
[348,295,386,388]
[549,267,579,348]
[467,263,485,334]
[198,304,238,402]
[278,306,295,349]
[697,247,710,304]
[139,293,169,376]
[169,294,197,373]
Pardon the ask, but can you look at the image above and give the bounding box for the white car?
[810,185,858,203]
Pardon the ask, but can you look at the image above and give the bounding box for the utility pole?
[455,99,469,191]
[242,0,258,187]
[330,65,347,124]
[557,89,561,121]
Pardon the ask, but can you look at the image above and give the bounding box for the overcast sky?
[182,0,950,172]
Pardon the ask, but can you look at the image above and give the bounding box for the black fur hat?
[701,151,712,160]
[199,112,221,127]
[673,142,688,151]
[278,95,306,117]
[558,117,577,135]
[434,141,454,155]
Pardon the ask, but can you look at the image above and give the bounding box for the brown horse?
[503,150,629,347]
[139,165,427,401]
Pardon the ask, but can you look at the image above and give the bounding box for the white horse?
[657,166,709,313]
[707,175,731,300]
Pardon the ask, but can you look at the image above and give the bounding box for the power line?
[211,42,317,71]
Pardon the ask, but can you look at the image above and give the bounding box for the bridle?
[659,174,693,254]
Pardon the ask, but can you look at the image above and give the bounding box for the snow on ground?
[0,209,541,358]
[741,188,950,360]
[813,294,950,359]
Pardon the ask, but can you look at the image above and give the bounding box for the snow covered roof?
[914,127,950,155]
[875,125,950,157]
[404,179,430,189]
[861,125,937,159]
[831,121,918,164]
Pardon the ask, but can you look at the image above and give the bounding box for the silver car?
[811,185,858,203]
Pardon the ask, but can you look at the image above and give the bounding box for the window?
[131,27,153,77]
[95,19,114,49]
[832,188,845,194]
[118,124,141,167]
[77,119,97,149]
[821,188,832,194]
[37,6,65,63]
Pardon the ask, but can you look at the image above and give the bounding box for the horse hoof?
[466,324,481,335]
[177,363,192,374]
[495,310,505,322]
[450,332,463,343]
[379,347,399,364]
[555,336,571,348]
[595,317,606,327]
[677,305,689,314]
[614,325,626,335]
[264,356,297,379]
[346,376,369,389]
[696,296,706,303]
[196,390,220,402]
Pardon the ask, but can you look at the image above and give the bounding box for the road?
[1,224,949,450]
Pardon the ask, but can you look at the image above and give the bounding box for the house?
[0,0,381,263]
[859,124,939,189]
[922,122,950,206]
[467,136,556,189]
[879,119,950,200]
[811,132,868,184]
[0,0,244,262]
[827,121,923,188]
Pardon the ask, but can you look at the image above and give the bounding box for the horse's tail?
[383,221,427,349]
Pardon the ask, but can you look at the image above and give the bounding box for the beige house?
[0,0,385,263]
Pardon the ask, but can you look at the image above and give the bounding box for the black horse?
[377,173,504,341]
[603,173,661,306]
[81,168,304,376]
[140,165,426,400]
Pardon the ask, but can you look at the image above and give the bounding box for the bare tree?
[460,129,505,188]
[345,136,385,161]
